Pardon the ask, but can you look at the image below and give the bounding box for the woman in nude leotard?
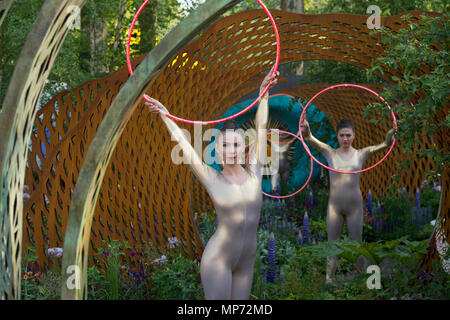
[145,68,279,299]
[301,118,394,282]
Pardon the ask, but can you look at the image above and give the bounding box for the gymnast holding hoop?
[145,67,279,300]
[300,118,395,282]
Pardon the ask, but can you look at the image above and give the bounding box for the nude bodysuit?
[159,97,268,299]
[306,134,388,277]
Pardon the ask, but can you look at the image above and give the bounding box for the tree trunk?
[96,21,108,75]
[113,0,128,51]
[108,0,128,72]
[80,5,92,75]
[280,0,305,76]
[80,2,109,77]
[137,0,158,54]
[90,18,95,76]
[280,0,304,13]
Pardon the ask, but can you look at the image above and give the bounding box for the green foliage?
[195,210,217,245]
[420,180,441,214]
[307,236,428,267]
[305,0,447,15]
[300,0,447,87]
[366,13,449,183]
[33,270,62,300]
[0,0,45,106]
[363,187,438,242]
[22,245,38,266]
[378,257,450,300]
[97,239,125,300]
[86,265,109,300]
[310,217,327,238]
[143,241,203,300]
[0,0,190,107]
[300,60,379,85]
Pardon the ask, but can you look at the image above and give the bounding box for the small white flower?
[154,255,167,264]
[47,247,63,258]
[168,237,180,248]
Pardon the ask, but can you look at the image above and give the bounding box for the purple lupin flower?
[433,182,441,192]
[139,262,147,280]
[401,187,407,197]
[376,218,383,231]
[375,203,382,231]
[298,229,303,245]
[376,202,382,216]
[302,212,310,244]
[415,189,420,209]
[273,185,281,203]
[318,232,323,242]
[193,213,200,231]
[366,190,373,216]
[267,232,276,283]
[306,191,314,212]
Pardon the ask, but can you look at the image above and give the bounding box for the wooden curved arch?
[0,0,87,300]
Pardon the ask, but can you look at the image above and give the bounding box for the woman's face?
[337,127,354,148]
[216,130,246,165]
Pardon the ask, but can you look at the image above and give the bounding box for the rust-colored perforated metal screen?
[22,9,446,270]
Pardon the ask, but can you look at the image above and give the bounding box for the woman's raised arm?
[301,119,334,159]
[360,128,395,162]
[145,95,217,190]
[248,68,278,177]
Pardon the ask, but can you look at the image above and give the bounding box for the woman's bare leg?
[346,204,364,273]
[230,254,256,300]
[201,258,232,299]
[326,203,345,282]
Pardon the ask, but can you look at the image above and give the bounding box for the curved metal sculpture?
[0,0,15,28]
[15,8,446,300]
[0,0,87,300]
[60,0,242,300]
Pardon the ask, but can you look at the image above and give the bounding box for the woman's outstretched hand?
[259,65,279,97]
[385,128,396,145]
[144,94,169,116]
[300,119,311,138]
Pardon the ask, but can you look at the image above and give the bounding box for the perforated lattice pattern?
[0,0,87,300]
[21,10,446,271]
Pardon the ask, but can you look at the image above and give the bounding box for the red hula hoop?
[298,84,398,174]
[245,129,313,199]
[127,0,281,125]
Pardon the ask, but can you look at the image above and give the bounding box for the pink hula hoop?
[245,129,313,199]
[127,0,281,125]
[298,84,397,174]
